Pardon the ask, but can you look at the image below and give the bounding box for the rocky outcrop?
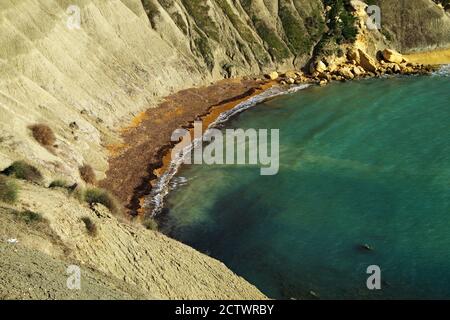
[358,49,378,72]
[347,48,361,64]
[265,71,279,81]
[284,70,298,79]
[382,49,408,64]
[315,60,328,73]
[337,66,355,79]
[276,46,435,86]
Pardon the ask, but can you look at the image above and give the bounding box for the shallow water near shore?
[161,71,450,299]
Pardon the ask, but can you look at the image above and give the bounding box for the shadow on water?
[160,75,450,299]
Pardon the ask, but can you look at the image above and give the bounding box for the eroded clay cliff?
[0,0,449,299]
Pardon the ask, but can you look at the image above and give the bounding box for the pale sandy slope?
[0,0,270,299]
[0,180,266,299]
[0,243,149,299]
[0,0,318,183]
[0,0,211,183]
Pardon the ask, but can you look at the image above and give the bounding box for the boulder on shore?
[347,48,360,64]
[382,49,408,64]
[265,71,279,80]
[352,65,365,76]
[284,70,298,79]
[315,60,327,73]
[358,49,378,73]
[337,66,355,79]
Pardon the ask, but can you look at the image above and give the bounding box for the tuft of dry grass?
[143,217,159,231]
[84,188,122,215]
[2,161,43,184]
[81,216,98,237]
[0,175,19,204]
[71,185,85,202]
[29,124,56,146]
[79,164,96,185]
[49,179,69,189]
[19,210,45,224]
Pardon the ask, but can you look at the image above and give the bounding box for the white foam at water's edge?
[145,66,450,217]
[145,84,311,217]
[434,64,450,76]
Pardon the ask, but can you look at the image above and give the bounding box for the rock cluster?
[265,70,310,85]
[265,47,437,87]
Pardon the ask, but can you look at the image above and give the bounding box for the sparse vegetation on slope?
[279,5,313,55]
[28,124,56,147]
[81,216,98,237]
[313,0,358,57]
[49,179,69,189]
[143,217,159,231]
[2,161,43,184]
[0,181,266,299]
[141,0,160,28]
[217,2,268,65]
[19,210,45,225]
[181,0,220,41]
[79,164,96,185]
[0,176,19,204]
[252,18,291,62]
[194,35,215,71]
[432,0,450,10]
[365,0,450,52]
[84,188,121,215]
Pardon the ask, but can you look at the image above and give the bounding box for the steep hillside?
[0,243,148,299]
[365,0,450,52]
[142,0,326,71]
[0,180,266,299]
[1,0,449,185]
[0,0,207,185]
[0,0,326,186]
[1,0,449,300]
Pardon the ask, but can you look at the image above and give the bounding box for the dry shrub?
[143,217,159,231]
[49,179,70,189]
[71,185,85,202]
[20,210,45,224]
[81,216,98,237]
[84,188,121,215]
[79,164,96,185]
[0,176,19,203]
[2,161,43,184]
[29,124,56,146]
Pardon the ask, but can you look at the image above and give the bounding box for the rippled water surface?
[162,73,450,299]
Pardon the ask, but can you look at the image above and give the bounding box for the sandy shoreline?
[100,48,446,216]
[100,78,274,215]
[154,81,276,178]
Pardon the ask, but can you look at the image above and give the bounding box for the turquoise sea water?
[161,72,450,299]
